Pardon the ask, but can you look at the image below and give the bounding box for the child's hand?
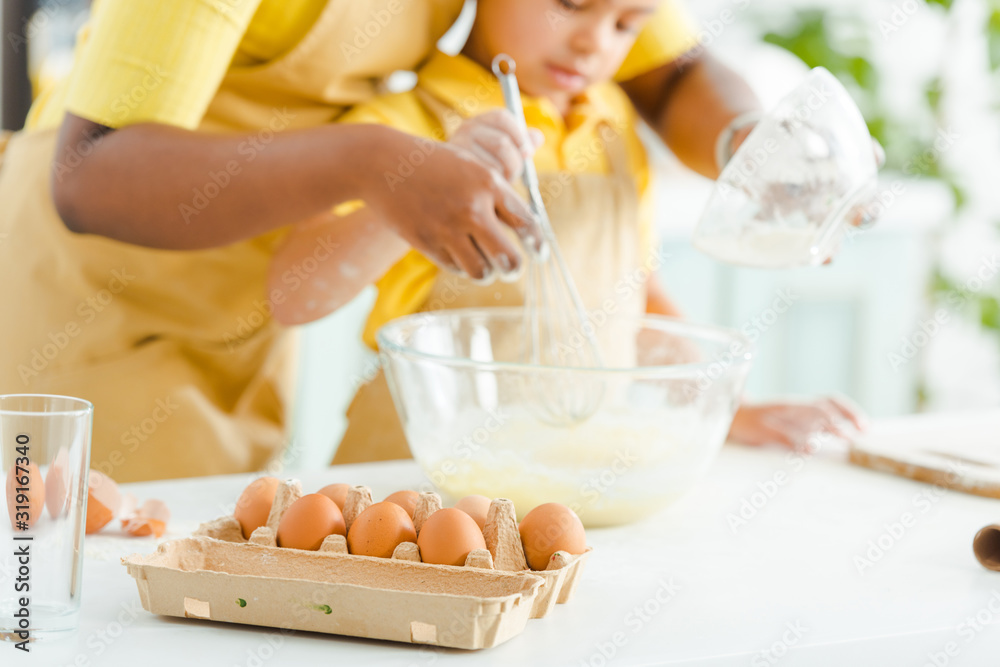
[727,396,868,451]
[448,110,545,183]
[843,139,887,232]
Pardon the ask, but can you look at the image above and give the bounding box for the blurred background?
[3,0,998,469]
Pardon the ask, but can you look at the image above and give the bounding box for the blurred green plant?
[761,8,943,180]
[989,3,1000,70]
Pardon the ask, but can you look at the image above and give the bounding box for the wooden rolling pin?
[974,524,1000,571]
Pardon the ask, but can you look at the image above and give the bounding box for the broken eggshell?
[122,498,171,538]
[86,469,121,534]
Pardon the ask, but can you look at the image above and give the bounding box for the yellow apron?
[0,0,461,482]
[333,89,645,465]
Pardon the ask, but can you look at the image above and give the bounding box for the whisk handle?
[492,54,555,241]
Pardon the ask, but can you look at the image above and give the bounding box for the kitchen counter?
[21,412,1000,666]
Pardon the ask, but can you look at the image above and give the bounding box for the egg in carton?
[123,481,589,649]
[194,481,590,619]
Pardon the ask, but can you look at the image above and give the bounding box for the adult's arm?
[48,0,540,278]
[51,114,540,280]
[52,114,393,249]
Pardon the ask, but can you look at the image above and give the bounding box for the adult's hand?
[361,124,545,283]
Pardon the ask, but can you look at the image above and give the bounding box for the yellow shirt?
[27,0,324,130]
[340,51,670,349]
[26,0,697,132]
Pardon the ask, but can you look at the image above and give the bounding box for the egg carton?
[122,481,589,650]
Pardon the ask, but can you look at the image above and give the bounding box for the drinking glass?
[1,394,93,643]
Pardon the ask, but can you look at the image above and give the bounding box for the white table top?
[23,412,1000,666]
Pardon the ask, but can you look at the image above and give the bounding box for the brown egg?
[347,501,416,558]
[86,469,121,534]
[276,494,346,551]
[233,476,280,539]
[453,495,492,530]
[518,503,587,570]
[417,508,487,566]
[6,462,45,529]
[384,489,419,518]
[317,483,350,510]
[45,449,70,519]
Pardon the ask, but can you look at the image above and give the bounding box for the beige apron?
[0,0,461,482]
[333,89,646,465]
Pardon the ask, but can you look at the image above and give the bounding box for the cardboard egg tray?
[122,481,589,650]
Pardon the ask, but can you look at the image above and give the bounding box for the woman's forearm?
[52,113,408,250]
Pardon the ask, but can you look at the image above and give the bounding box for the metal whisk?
[492,54,604,427]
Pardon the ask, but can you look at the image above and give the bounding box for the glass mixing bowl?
[377,308,754,527]
[693,67,878,269]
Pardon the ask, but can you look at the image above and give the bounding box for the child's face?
[471,0,662,108]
